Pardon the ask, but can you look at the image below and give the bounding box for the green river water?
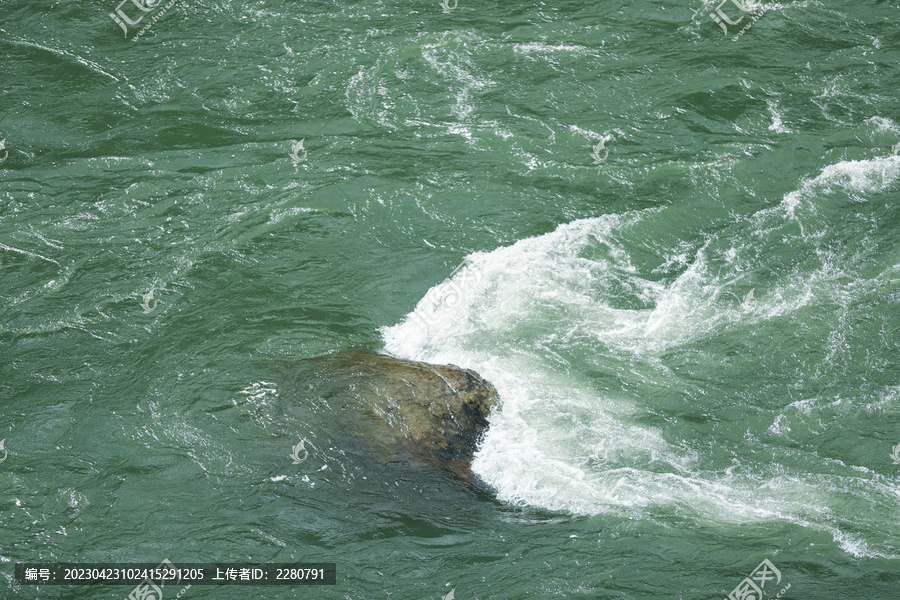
[1,1,899,598]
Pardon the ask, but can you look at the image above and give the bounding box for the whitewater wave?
[381,156,900,557]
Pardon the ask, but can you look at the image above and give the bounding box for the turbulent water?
[2,0,899,598]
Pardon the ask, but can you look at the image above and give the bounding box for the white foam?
[514,42,590,54]
[382,211,764,520]
[381,161,900,554]
[345,31,497,135]
[766,99,789,133]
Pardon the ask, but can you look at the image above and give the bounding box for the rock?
[299,351,498,481]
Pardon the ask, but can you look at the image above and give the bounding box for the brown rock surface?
[301,351,498,480]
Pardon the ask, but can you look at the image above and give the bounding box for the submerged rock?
[298,351,498,481]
